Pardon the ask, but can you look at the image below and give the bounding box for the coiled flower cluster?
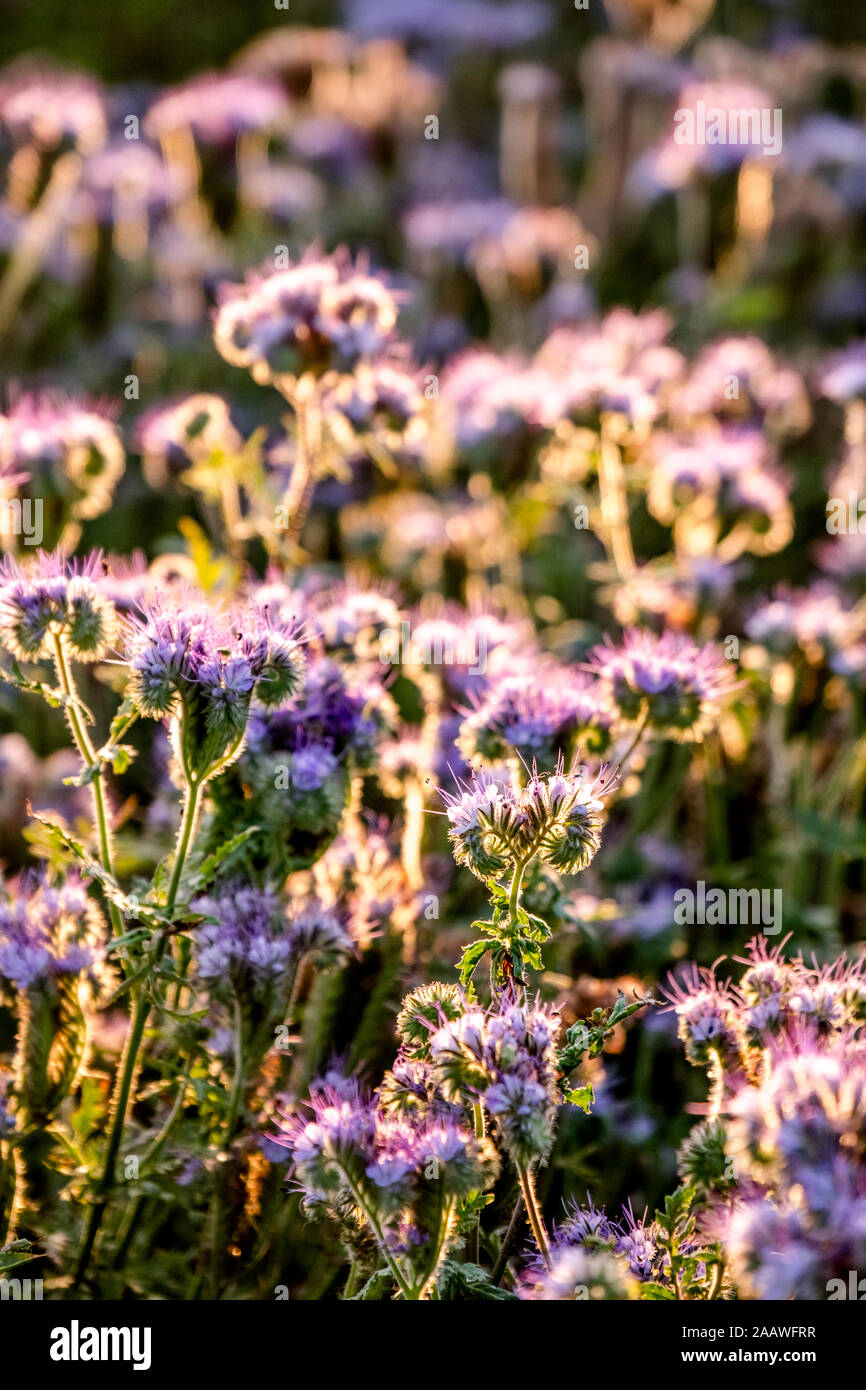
[0,393,124,525]
[206,652,386,877]
[668,939,866,1300]
[665,938,866,1070]
[589,628,737,741]
[442,761,614,884]
[192,884,353,993]
[125,594,305,782]
[0,874,110,1130]
[428,991,561,1165]
[276,1073,498,1299]
[213,250,399,387]
[0,873,108,997]
[457,667,614,768]
[0,551,117,663]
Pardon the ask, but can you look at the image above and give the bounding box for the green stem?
[516,1162,551,1269]
[72,988,150,1289]
[139,1054,195,1172]
[342,1259,361,1300]
[617,705,650,778]
[343,1174,415,1300]
[73,774,203,1289]
[51,632,123,940]
[166,778,203,915]
[491,1192,525,1286]
[707,1048,726,1122]
[416,1199,456,1301]
[207,998,247,1298]
[225,996,246,1138]
[508,860,526,928]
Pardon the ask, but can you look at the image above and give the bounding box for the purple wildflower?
[0,550,117,662]
[588,628,738,740]
[213,249,399,386]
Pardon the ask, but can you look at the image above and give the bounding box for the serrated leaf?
[350,1268,395,1300]
[437,1260,518,1301]
[641,1282,676,1300]
[189,826,262,889]
[469,918,499,937]
[0,1244,37,1274]
[524,912,553,941]
[566,1082,594,1113]
[26,807,170,929]
[458,939,490,985]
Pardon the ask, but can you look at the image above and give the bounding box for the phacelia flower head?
[276,1071,499,1287]
[144,72,289,146]
[441,759,614,883]
[458,665,613,767]
[0,872,108,996]
[213,249,399,387]
[0,550,117,663]
[0,392,124,522]
[311,580,402,658]
[440,768,514,881]
[662,962,742,1067]
[588,628,738,740]
[818,340,866,403]
[745,583,863,664]
[322,359,426,456]
[517,1244,638,1300]
[125,593,305,781]
[430,991,561,1163]
[0,70,107,154]
[396,982,465,1061]
[192,885,352,992]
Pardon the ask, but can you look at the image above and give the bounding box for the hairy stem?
[73,774,203,1289]
[516,1161,551,1269]
[51,632,123,940]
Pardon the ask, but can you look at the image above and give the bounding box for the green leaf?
[458,939,490,985]
[510,939,525,982]
[4,660,64,706]
[565,1082,594,1113]
[0,1242,37,1274]
[454,1190,494,1233]
[469,918,499,937]
[437,1260,518,1301]
[641,1282,676,1301]
[190,826,262,889]
[350,1268,395,1300]
[524,912,553,942]
[518,938,543,973]
[26,808,170,928]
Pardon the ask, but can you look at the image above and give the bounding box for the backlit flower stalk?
[213,249,400,553]
[125,592,305,910]
[442,759,615,991]
[0,552,123,938]
[427,989,562,1268]
[276,1068,498,1299]
[73,588,304,1288]
[667,939,866,1298]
